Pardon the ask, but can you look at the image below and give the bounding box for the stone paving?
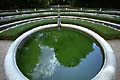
[107,39,120,80]
[0,39,119,80]
[0,40,13,80]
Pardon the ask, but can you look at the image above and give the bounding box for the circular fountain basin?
[4,24,116,80]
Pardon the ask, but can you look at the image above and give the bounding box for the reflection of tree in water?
[33,27,94,68]
[55,36,94,67]
[36,28,94,67]
[31,43,102,80]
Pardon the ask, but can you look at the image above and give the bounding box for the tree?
[0,0,50,9]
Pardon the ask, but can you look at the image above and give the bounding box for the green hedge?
[1,9,120,17]
[0,13,57,25]
[61,19,120,40]
[0,19,57,40]
[0,12,120,40]
[0,18,120,40]
[1,12,120,26]
[60,13,120,24]
[60,9,120,15]
[0,10,58,16]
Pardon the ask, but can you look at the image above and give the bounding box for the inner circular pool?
[16,27,104,80]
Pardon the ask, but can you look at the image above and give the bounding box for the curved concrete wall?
[4,24,116,80]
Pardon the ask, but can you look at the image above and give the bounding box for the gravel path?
[0,39,119,80]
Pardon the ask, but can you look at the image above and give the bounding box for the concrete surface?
[0,40,13,80]
[0,39,119,80]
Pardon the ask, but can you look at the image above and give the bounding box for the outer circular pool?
[16,27,104,80]
[4,24,116,80]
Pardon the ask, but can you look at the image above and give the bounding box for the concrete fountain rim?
[4,24,116,80]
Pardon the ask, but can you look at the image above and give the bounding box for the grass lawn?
[0,18,120,40]
[60,13,120,24]
[0,13,57,25]
[0,19,57,40]
[1,10,120,25]
[61,19,120,39]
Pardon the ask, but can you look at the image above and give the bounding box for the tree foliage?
[0,0,50,9]
[0,0,120,9]
[70,0,120,8]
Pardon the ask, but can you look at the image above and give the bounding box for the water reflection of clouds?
[47,43,103,80]
[32,45,60,80]
[67,42,103,80]
[31,43,103,80]
[80,43,102,67]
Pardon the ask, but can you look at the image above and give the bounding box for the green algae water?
[16,27,104,80]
